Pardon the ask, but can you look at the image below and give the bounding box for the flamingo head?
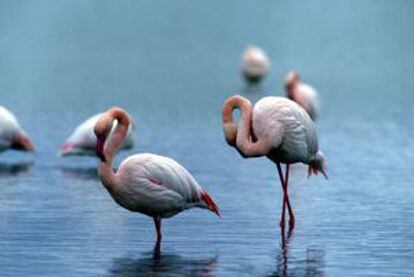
[308,150,327,179]
[223,122,237,146]
[94,114,112,162]
[284,71,300,95]
[11,131,34,152]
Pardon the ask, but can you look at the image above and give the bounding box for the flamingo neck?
[222,95,269,157]
[104,109,130,163]
[99,109,130,189]
[99,162,118,191]
[287,82,299,100]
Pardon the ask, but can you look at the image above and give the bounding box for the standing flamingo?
[0,106,34,153]
[94,108,220,246]
[284,71,319,120]
[222,95,326,229]
[60,113,134,156]
[241,45,270,83]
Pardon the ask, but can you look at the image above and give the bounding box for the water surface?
[0,1,413,276]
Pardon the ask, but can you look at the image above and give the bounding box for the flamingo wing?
[254,97,318,162]
[118,154,204,211]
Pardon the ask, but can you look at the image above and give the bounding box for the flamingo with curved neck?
[94,108,220,247]
[223,95,326,229]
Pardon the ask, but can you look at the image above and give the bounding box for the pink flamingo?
[0,106,34,153]
[284,71,319,120]
[222,95,326,229]
[94,108,220,246]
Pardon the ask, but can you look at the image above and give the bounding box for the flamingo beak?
[308,165,328,180]
[210,204,221,218]
[320,167,328,180]
[96,136,106,162]
[11,132,34,152]
[200,191,221,218]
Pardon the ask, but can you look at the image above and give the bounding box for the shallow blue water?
[1,1,414,276]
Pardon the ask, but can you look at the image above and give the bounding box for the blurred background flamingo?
[241,45,270,84]
[284,71,319,120]
[0,106,34,153]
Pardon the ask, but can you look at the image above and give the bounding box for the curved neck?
[104,109,130,163]
[222,95,269,157]
[99,109,130,187]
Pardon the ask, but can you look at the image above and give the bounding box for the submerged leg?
[276,163,286,229]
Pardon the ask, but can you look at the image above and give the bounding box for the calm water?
[1,1,414,276]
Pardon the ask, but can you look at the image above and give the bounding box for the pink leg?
[277,163,295,229]
[276,163,286,229]
[284,165,295,228]
[153,217,162,244]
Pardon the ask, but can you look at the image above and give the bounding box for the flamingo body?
[108,153,217,219]
[60,113,134,156]
[252,97,319,165]
[0,106,34,153]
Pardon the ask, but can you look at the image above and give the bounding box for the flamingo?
[241,45,270,83]
[60,113,134,156]
[0,106,34,153]
[93,108,220,246]
[222,95,326,229]
[284,71,319,120]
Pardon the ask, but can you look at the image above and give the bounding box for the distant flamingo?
[222,95,326,229]
[241,45,270,83]
[94,108,220,246]
[284,71,319,120]
[0,106,34,153]
[60,113,134,156]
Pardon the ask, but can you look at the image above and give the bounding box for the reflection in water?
[58,166,99,180]
[269,228,325,277]
[0,161,34,177]
[109,250,218,277]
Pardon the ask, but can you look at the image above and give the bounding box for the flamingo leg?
[153,217,162,244]
[276,163,295,229]
[284,164,295,228]
[276,163,286,229]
